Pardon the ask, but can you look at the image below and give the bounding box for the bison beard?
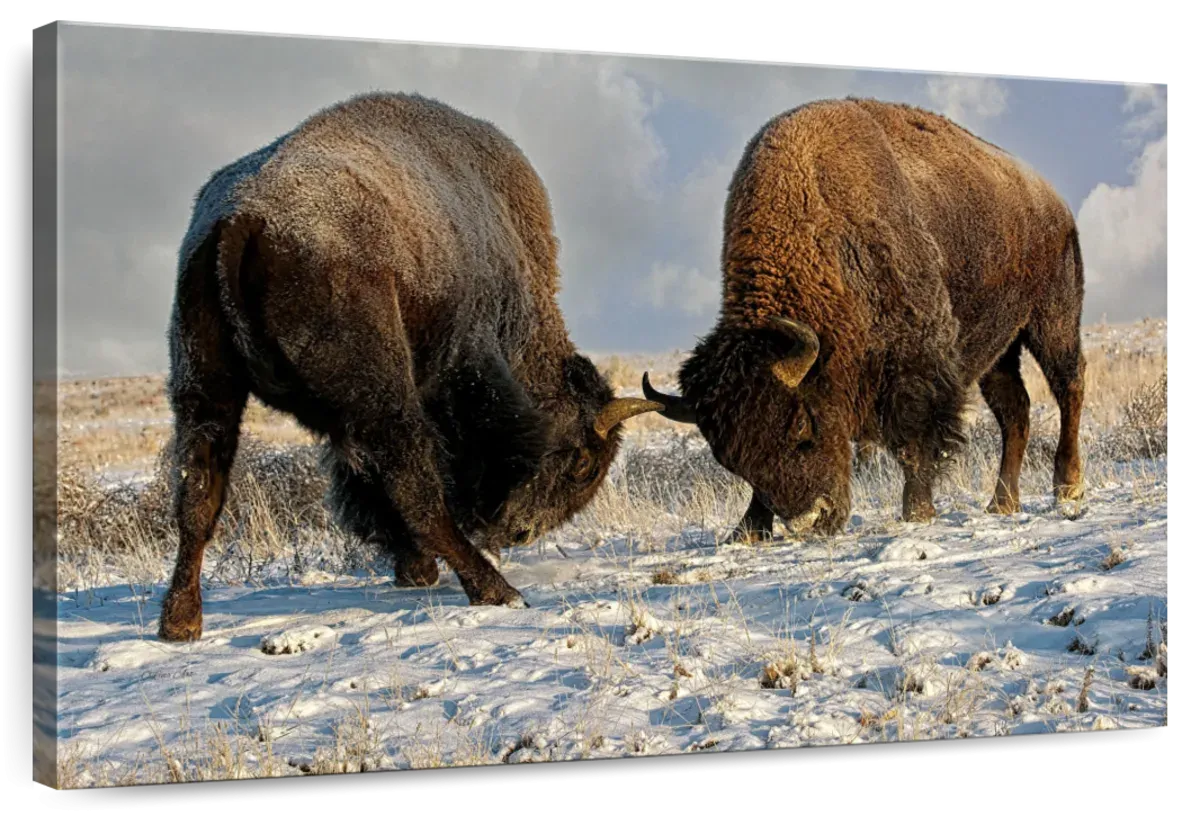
[157,93,662,641]
[644,98,1086,540]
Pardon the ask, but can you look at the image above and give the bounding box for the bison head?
[472,353,662,555]
[644,318,851,536]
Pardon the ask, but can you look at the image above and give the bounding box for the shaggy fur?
[159,93,657,641]
[646,98,1086,539]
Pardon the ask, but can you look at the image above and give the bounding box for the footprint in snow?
[874,538,946,562]
[260,625,336,655]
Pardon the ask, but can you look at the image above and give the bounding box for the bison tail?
[212,213,268,366]
[1067,227,1085,293]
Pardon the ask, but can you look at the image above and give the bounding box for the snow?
[54,462,1167,778]
[261,625,337,655]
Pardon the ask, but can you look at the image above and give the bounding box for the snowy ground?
[53,461,1167,783]
[46,320,1167,785]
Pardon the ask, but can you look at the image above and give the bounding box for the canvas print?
[33,21,1167,788]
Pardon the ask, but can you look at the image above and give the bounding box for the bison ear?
[563,352,608,400]
[767,317,820,388]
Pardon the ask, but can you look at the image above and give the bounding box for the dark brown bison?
[644,98,1085,541]
[159,93,662,641]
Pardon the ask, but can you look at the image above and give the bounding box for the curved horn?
[641,372,698,424]
[767,316,820,388]
[594,397,666,440]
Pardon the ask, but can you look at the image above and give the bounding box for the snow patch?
[260,625,336,655]
[875,538,946,562]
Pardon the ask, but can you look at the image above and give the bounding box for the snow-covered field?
[45,320,1168,786]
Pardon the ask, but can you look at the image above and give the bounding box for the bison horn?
[767,316,820,388]
[641,372,698,424]
[593,397,666,440]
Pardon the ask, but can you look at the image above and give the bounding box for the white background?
[46,22,1147,82]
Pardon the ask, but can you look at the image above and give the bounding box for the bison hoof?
[158,591,203,642]
[722,527,771,546]
[395,571,439,588]
[986,496,1021,515]
[902,505,936,524]
[394,554,440,588]
[1055,483,1084,503]
[469,582,527,609]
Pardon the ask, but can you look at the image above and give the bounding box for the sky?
[54,23,1167,377]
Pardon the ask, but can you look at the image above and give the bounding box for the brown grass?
[49,321,1166,595]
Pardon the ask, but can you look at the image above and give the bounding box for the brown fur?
[648,98,1086,537]
[159,94,657,641]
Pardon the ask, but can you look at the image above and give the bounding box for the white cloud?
[636,152,735,314]
[1074,82,1167,323]
[640,262,721,316]
[925,76,1009,125]
[1077,134,1167,322]
[1122,83,1167,144]
[58,25,872,374]
[59,29,676,373]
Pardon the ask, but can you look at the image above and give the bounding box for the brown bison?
[159,93,663,641]
[644,98,1085,541]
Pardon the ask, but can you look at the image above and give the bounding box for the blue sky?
[56,24,1166,375]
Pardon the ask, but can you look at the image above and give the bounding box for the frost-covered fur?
[159,93,649,641]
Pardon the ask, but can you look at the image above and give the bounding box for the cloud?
[640,262,721,316]
[56,25,1154,374]
[1121,83,1167,144]
[925,76,1008,126]
[1074,82,1167,323]
[57,27,676,374]
[1077,134,1167,323]
[630,153,731,324]
[54,24,870,375]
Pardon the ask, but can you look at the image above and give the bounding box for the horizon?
[51,316,1167,384]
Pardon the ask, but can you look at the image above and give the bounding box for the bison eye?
[790,405,815,445]
[571,448,596,483]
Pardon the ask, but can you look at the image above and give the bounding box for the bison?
[644,98,1086,541]
[158,93,663,641]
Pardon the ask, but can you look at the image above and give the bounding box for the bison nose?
[783,497,833,537]
[513,529,533,546]
[782,517,810,537]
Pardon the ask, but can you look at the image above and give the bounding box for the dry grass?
[595,350,688,392]
[57,715,291,789]
[57,377,313,472]
[50,321,1166,596]
[1100,546,1129,572]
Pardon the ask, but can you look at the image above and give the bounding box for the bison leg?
[159,303,248,640]
[159,407,244,642]
[723,493,774,545]
[326,456,439,587]
[981,339,1030,514]
[1027,325,1086,503]
[392,543,441,587]
[345,412,526,608]
[251,229,522,607]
